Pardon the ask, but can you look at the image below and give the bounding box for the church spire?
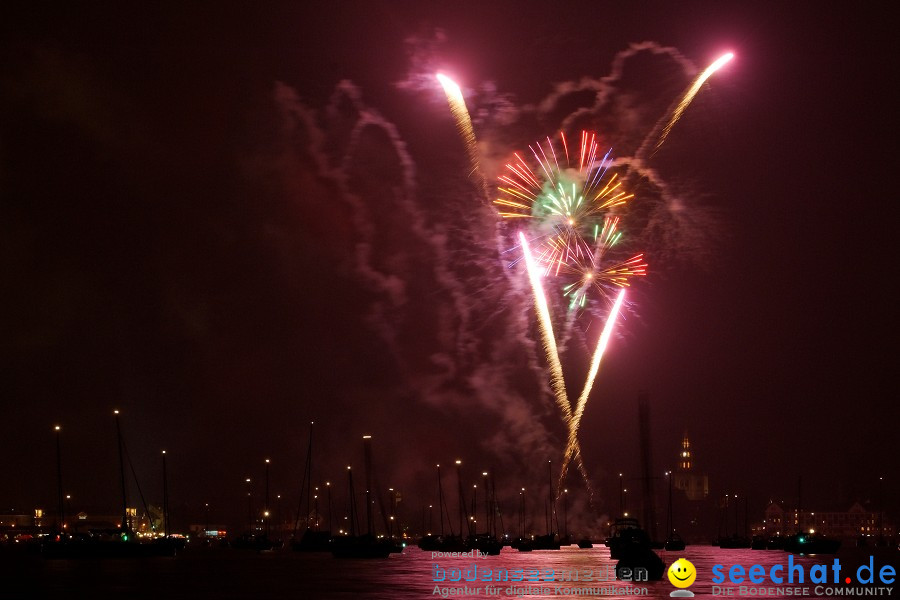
[678,431,692,471]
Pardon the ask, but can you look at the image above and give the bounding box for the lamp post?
[276,494,282,539]
[245,478,252,534]
[665,471,673,538]
[161,450,169,537]
[482,472,490,537]
[472,484,477,532]
[455,460,463,536]
[619,473,624,517]
[264,459,270,537]
[326,482,332,534]
[313,487,319,530]
[562,489,568,540]
[54,425,64,532]
[520,488,526,538]
[388,488,395,538]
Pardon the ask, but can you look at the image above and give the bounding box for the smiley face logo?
[667,558,697,588]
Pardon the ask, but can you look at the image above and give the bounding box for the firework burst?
[502,132,645,499]
[499,131,646,309]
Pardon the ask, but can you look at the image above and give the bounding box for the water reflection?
[12,543,896,599]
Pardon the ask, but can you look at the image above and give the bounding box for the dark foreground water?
[2,544,896,599]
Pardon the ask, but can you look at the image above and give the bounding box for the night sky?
[2,2,897,531]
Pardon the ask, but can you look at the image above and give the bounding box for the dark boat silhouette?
[331,533,393,559]
[334,484,387,557]
[612,525,665,581]
[751,535,768,549]
[766,535,785,549]
[418,534,440,551]
[662,471,687,551]
[466,471,503,555]
[291,529,331,552]
[577,538,593,549]
[512,537,533,552]
[782,477,840,555]
[468,533,502,555]
[41,529,177,559]
[719,534,752,548]
[419,465,468,552]
[664,532,686,551]
[783,533,841,554]
[44,410,179,559]
[291,423,332,552]
[532,533,561,550]
[607,517,641,559]
[232,533,280,551]
[330,447,393,559]
[531,460,561,550]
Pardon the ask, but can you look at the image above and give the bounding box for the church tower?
[673,431,708,501]
[678,432,692,471]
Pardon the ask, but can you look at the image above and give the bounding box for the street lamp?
[54,425,64,532]
[482,472,489,536]
[455,460,463,536]
[245,478,252,534]
[161,450,170,537]
[326,482,332,534]
[264,459,270,537]
[520,487,526,538]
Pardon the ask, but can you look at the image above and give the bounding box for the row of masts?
[292,423,578,543]
[51,411,173,535]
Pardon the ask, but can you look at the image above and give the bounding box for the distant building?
[0,509,48,538]
[759,502,894,539]
[665,432,714,544]
[672,433,708,501]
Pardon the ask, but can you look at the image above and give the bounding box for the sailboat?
[531,461,560,550]
[783,477,840,555]
[331,465,392,559]
[43,410,175,559]
[292,423,332,552]
[663,471,686,551]
[467,472,501,555]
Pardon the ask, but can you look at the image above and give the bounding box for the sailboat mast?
[306,423,313,530]
[114,410,128,531]
[547,460,554,535]
[162,450,169,537]
[363,436,373,536]
[666,471,673,537]
[437,464,447,536]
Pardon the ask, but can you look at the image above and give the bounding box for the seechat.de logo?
[668,558,697,597]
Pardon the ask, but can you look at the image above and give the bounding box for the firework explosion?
[500,133,644,498]
[497,132,646,311]
[433,50,730,507]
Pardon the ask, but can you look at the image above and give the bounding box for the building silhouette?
[759,502,894,540]
[673,432,708,501]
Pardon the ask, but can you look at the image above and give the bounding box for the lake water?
[3,543,896,599]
